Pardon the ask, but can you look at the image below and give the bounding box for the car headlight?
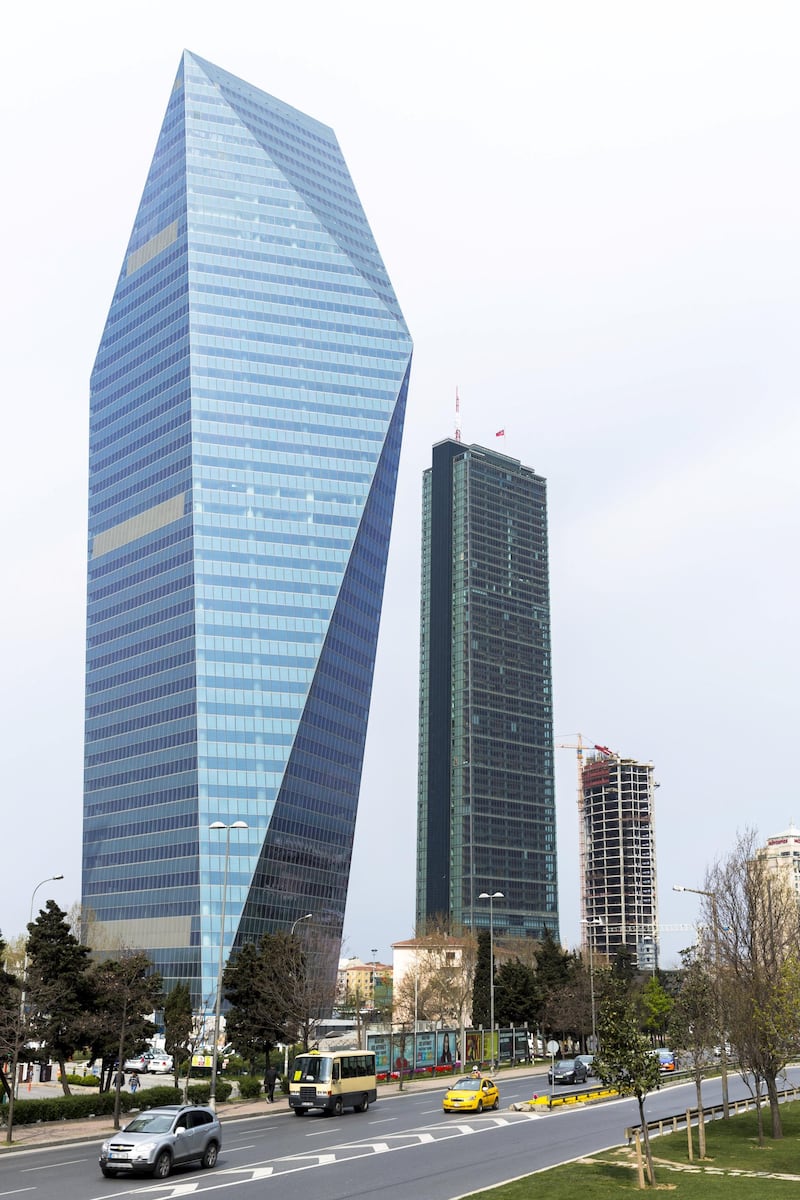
[101,1141,110,1155]
[133,1141,157,1158]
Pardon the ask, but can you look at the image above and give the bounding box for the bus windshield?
[293,1055,331,1083]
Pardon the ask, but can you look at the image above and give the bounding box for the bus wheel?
[332,1097,343,1117]
[356,1094,369,1112]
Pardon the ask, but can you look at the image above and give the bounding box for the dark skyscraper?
[82,52,412,1002]
[416,440,557,939]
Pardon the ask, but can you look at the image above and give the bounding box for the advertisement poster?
[415,1031,435,1069]
[465,1030,481,1064]
[437,1030,455,1066]
[368,1034,391,1073]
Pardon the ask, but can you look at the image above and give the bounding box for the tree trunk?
[58,1055,72,1096]
[638,1095,657,1186]
[766,1072,783,1139]
[694,1073,706,1157]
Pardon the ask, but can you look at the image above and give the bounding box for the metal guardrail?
[625,1082,800,1142]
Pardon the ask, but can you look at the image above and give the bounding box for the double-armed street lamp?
[674,883,729,1118]
[209,821,248,1112]
[478,891,504,1069]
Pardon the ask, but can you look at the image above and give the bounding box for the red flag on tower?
[495,429,505,438]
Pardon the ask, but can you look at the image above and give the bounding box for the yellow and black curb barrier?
[513,1087,619,1111]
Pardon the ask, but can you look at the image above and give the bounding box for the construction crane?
[555,734,617,945]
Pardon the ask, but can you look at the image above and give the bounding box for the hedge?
[3,1080,231,1126]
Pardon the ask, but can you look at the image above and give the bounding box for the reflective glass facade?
[416,441,557,939]
[83,52,412,1003]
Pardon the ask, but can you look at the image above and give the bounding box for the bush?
[238,1076,263,1100]
[187,1079,232,1105]
[63,1073,101,1087]
[136,1085,181,1107]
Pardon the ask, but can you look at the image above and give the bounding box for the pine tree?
[25,901,94,1095]
[471,930,491,1028]
[163,982,194,1090]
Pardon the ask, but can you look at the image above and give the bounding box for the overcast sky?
[2,1,798,971]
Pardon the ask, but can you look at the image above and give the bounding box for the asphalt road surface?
[1,1067,790,1200]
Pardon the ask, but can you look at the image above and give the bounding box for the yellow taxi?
[442,1075,500,1113]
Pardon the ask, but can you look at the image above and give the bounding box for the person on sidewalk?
[129,1072,139,1095]
[264,1063,279,1103]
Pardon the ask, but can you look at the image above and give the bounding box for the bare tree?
[706,828,800,1141]
[669,947,718,1157]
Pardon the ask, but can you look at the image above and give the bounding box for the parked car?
[99,1104,221,1179]
[123,1053,151,1073]
[575,1053,595,1076]
[147,1053,174,1074]
[548,1058,589,1086]
[443,1076,500,1113]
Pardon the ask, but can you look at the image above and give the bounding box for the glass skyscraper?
[82,51,412,1004]
[416,441,557,939]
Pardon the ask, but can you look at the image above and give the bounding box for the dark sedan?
[548,1058,589,1086]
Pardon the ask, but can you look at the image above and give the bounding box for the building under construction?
[581,752,659,971]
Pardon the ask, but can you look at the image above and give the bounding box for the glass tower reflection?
[82,51,412,1004]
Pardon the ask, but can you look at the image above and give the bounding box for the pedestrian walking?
[264,1063,279,1103]
[129,1072,139,1095]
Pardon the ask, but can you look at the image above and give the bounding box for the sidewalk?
[1,1064,543,1153]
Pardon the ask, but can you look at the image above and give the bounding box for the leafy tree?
[0,931,20,1108]
[595,977,661,1186]
[539,953,595,1050]
[639,975,674,1045]
[88,952,162,1128]
[669,947,718,1157]
[708,828,800,1141]
[25,900,94,1095]
[224,930,327,1071]
[393,929,476,1033]
[163,982,194,1089]
[471,930,491,1028]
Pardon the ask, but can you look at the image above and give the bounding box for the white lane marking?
[0,1189,37,1197]
[366,1117,397,1124]
[219,1145,256,1153]
[22,1158,87,1171]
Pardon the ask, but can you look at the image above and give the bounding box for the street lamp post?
[209,821,248,1112]
[674,883,729,1119]
[290,912,313,937]
[14,873,65,1101]
[582,916,603,1051]
[283,913,313,1076]
[478,891,504,1069]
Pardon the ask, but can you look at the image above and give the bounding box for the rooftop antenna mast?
[454,386,462,442]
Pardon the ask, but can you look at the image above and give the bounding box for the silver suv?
[99,1104,222,1179]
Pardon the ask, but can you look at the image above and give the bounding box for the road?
[0,1067,787,1200]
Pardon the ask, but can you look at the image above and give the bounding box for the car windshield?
[557,1060,576,1069]
[293,1055,331,1083]
[124,1114,175,1133]
[452,1077,481,1091]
